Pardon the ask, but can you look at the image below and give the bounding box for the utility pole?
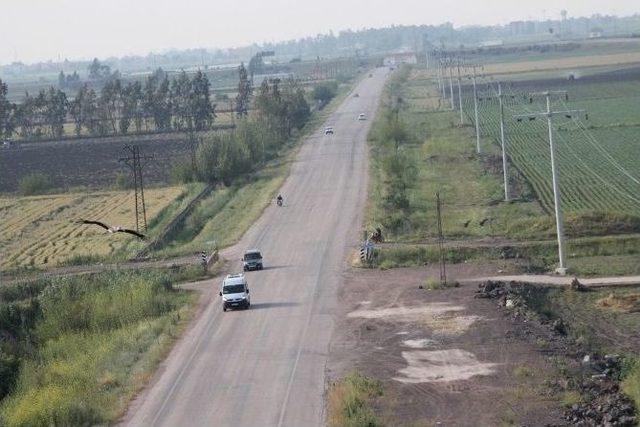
[119,145,153,232]
[514,91,585,274]
[456,59,464,124]
[438,58,446,100]
[436,192,447,286]
[447,59,455,110]
[498,82,510,201]
[471,65,482,153]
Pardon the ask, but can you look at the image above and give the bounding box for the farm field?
[366,68,544,244]
[0,186,188,269]
[459,67,640,214]
[366,65,640,275]
[0,132,200,192]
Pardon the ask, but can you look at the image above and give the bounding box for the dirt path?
[327,266,568,426]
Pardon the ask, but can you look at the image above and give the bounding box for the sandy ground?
[327,264,567,426]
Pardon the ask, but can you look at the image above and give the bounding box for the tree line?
[178,76,311,186]
[0,69,216,141]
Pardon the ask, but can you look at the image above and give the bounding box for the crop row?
[460,82,640,214]
[0,186,186,269]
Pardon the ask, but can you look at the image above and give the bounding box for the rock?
[505,299,515,309]
[582,354,591,364]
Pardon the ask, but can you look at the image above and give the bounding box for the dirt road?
[122,69,389,426]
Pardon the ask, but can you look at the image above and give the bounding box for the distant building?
[383,53,418,67]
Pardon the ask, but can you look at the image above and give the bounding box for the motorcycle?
[276,197,283,207]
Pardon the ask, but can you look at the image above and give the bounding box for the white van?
[219,274,251,311]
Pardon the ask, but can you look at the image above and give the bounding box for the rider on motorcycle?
[276,194,283,206]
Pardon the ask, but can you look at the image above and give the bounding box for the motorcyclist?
[276,194,283,206]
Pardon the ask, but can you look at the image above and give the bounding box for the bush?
[327,372,383,427]
[170,161,197,184]
[114,172,132,190]
[312,81,339,105]
[0,271,190,426]
[18,173,52,196]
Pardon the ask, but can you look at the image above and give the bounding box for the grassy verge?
[327,372,383,427]
[153,78,359,257]
[0,270,197,426]
[365,65,640,275]
[372,234,640,275]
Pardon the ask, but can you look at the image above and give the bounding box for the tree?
[255,77,310,139]
[69,85,87,135]
[99,79,122,133]
[154,77,172,131]
[283,79,310,132]
[312,81,338,105]
[236,63,252,116]
[44,87,67,138]
[170,71,192,131]
[191,70,214,130]
[0,79,12,139]
[88,58,113,81]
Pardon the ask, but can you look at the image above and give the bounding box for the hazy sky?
[1,0,637,64]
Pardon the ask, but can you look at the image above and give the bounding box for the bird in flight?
[76,219,146,240]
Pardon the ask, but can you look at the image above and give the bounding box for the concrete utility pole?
[471,66,481,153]
[435,192,447,286]
[514,91,586,274]
[438,59,447,100]
[497,83,510,201]
[447,59,455,110]
[456,60,464,124]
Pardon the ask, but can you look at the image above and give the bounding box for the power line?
[119,145,153,232]
[513,91,586,274]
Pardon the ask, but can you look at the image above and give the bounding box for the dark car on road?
[243,249,264,271]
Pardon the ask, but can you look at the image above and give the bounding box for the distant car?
[354,93,359,98]
[324,127,334,135]
[358,113,366,121]
[242,249,263,271]
[219,274,250,311]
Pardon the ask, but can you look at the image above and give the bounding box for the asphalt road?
[123,68,389,427]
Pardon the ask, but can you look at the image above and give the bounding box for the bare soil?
[0,132,193,192]
[327,264,567,426]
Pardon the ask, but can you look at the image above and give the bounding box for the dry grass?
[483,52,640,76]
[596,292,640,313]
[0,186,186,269]
[327,372,383,427]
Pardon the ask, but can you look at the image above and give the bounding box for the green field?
[462,73,640,214]
[366,65,640,274]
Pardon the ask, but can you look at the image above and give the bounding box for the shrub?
[312,81,339,105]
[170,161,197,184]
[114,172,132,190]
[0,271,190,426]
[327,372,383,427]
[18,173,52,196]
